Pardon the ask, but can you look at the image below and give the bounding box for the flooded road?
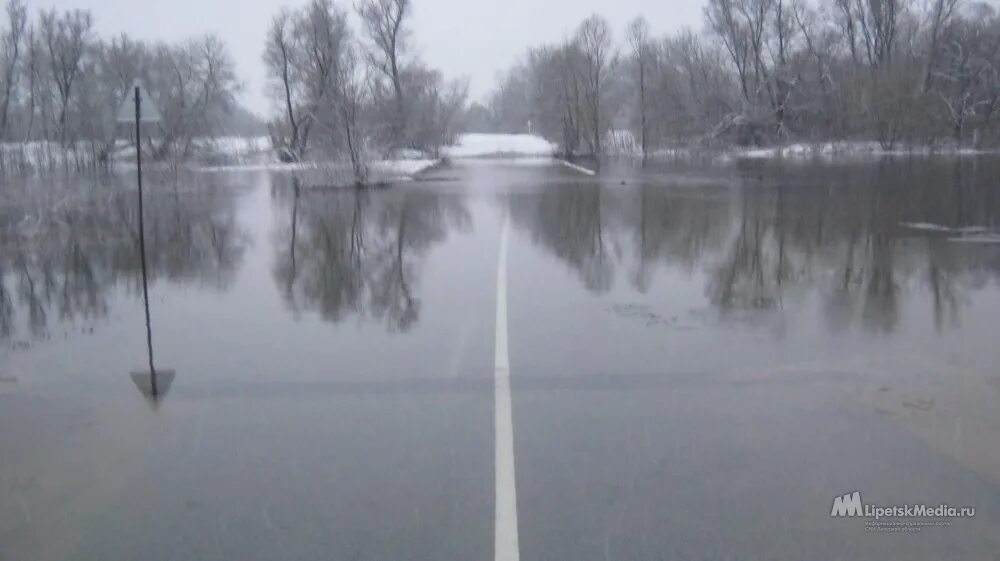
[2,157,1000,560]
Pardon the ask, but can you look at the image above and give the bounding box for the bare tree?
[144,35,238,160]
[101,33,145,96]
[832,0,861,64]
[853,0,902,68]
[489,62,532,133]
[705,0,799,135]
[627,16,653,159]
[655,30,739,139]
[38,8,92,146]
[406,68,467,154]
[328,43,369,184]
[298,0,348,137]
[970,4,1000,141]
[553,43,587,154]
[22,22,42,142]
[356,0,409,142]
[505,42,587,155]
[790,1,848,136]
[922,0,961,91]
[0,0,26,141]
[264,11,303,160]
[263,0,349,161]
[934,14,993,144]
[705,0,757,106]
[577,14,614,156]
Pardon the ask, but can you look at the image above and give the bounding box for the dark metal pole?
[134,85,157,395]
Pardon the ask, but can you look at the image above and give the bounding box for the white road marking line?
[557,159,596,176]
[494,217,520,561]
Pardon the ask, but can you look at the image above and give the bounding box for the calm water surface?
[1,157,999,560]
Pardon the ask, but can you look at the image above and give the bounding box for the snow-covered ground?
[646,141,1000,163]
[192,136,445,184]
[9,134,1000,178]
[558,159,596,175]
[899,221,1000,244]
[442,133,556,158]
[193,135,271,161]
[201,158,439,175]
[197,136,1000,163]
[0,140,117,174]
[604,129,639,156]
[0,134,437,185]
[727,141,1000,162]
[198,158,439,178]
[733,142,882,160]
[900,222,988,235]
[0,135,272,174]
[948,234,1000,244]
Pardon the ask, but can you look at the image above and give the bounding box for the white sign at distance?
[116,81,162,124]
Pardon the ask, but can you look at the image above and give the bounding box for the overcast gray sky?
[31,0,706,115]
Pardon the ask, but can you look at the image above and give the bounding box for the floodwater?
[1,157,999,560]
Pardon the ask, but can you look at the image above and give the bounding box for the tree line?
[482,0,1000,156]
[263,0,467,183]
[0,0,467,180]
[0,0,245,174]
[5,0,999,175]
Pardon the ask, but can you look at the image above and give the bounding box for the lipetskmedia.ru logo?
[830,491,976,533]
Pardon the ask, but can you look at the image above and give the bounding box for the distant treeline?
[0,0,268,174]
[479,0,1000,155]
[0,0,467,179]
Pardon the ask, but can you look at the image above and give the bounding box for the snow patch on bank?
[731,141,1000,161]
[644,141,1000,164]
[453,156,554,166]
[735,142,885,160]
[443,133,556,158]
[900,222,988,234]
[194,135,271,160]
[604,129,640,156]
[194,135,440,183]
[948,234,1000,244]
[197,158,439,178]
[558,159,596,175]
[899,221,1000,243]
[375,158,439,177]
[0,135,273,174]
[0,140,120,173]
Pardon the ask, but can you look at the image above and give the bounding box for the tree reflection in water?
[272,178,470,331]
[513,158,1000,334]
[0,175,248,340]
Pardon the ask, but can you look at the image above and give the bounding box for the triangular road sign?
[130,369,176,406]
[116,80,162,124]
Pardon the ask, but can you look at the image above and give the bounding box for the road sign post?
[117,82,173,404]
